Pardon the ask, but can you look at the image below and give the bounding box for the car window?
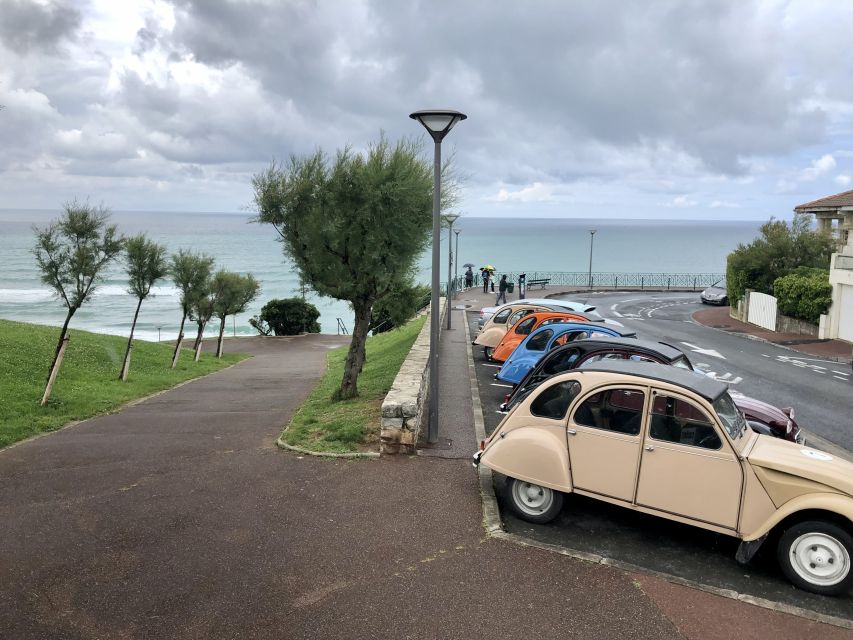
[530,381,582,420]
[578,352,625,368]
[514,317,538,335]
[541,318,569,326]
[572,388,645,435]
[542,348,581,375]
[649,394,721,450]
[493,309,511,324]
[671,356,693,370]
[508,310,531,326]
[713,392,748,440]
[628,354,658,364]
[527,329,554,351]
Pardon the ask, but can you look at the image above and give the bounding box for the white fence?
[747,292,778,331]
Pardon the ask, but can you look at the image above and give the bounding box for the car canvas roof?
[527,322,634,338]
[580,360,728,401]
[564,337,687,361]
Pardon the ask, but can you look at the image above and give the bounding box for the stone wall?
[380,297,446,454]
[775,313,819,337]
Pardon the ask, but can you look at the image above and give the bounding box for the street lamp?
[454,229,461,297]
[588,229,597,290]
[443,213,460,330]
[410,108,467,444]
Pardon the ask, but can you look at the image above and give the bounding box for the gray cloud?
[0,0,81,54]
[0,0,851,215]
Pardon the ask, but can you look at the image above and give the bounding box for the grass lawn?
[0,319,247,448]
[281,315,426,453]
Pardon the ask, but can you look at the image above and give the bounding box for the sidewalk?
[0,327,849,639]
[692,305,853,364]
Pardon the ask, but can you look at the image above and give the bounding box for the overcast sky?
[1,0,852,220]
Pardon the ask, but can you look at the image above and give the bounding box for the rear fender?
[742,493,853,541]
[480,425,572,493]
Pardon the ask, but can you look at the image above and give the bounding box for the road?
[465,293,853,618]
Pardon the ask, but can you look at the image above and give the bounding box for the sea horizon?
[1,209,762,340]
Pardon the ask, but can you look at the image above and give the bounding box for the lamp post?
[588,229,597,290]
[410,108,467,444]
[454,229,461,296]
[443,213,460,330]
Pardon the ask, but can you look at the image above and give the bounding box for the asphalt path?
[465,300,853,620]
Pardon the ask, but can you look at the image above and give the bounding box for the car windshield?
[713,392,748,440]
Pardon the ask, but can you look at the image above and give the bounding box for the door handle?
[567,429,577,435]
[644,445,655,451]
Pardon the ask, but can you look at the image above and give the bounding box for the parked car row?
[471,300,852,596]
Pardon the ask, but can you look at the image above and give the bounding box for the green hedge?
[772,268,832,324]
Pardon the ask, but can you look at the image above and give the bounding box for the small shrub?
[250,298,320,336]
[370,283,430,334]
[773,270,832,324]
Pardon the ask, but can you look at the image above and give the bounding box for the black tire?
[484,346,495,360]
[777,520,853,596]
[506,477,563,524]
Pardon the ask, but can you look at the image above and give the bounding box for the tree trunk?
[336,301,372,400]
[171,312,187,369]
[47,310,74,384]
[193,322,205,362]
[120,297,143,381]
[216,316,226,358]
[41,334,70,406]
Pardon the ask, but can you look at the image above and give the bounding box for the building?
[794,190,853,343]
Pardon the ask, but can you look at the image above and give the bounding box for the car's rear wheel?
[777,520,853,595]
[506,477,563,524]
[484,346,495,360]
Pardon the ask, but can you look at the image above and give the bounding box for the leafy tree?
[369,281,430,334]
[773,268,833,324]
[33,201,124,402]
[253,136,448,399]
[211,270,260,357]
[726,213,834,304]
[249,298,321,336]
[120,234,169,380]
[189,278,215,361]
[170,249,214,368]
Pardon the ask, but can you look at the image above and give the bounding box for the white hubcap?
[790,533,850,586]
[512,481,553,515]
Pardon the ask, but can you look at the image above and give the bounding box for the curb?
[461,310,853,630]
[274,437,380,459]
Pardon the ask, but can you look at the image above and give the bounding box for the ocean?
[0,210,762,340]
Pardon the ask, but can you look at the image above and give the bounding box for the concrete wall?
[379,297,446,455]
[775,313,818,337]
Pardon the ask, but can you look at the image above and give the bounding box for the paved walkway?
[0,329,849,638]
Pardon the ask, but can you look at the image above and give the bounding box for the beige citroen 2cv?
[474,360,853,596]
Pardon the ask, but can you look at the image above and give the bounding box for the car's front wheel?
[777,520,853,595]
[484,346,495,360]
[506,477,563,524]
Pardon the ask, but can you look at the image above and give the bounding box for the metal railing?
[441,272,724,295]
[336,318,349,335]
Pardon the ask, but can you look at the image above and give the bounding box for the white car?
[477,298,620,330]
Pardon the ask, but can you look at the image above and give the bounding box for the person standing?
[465,266,474,289]
[518,272,526,300]
[496,274,508,305]
[482,268,490,293]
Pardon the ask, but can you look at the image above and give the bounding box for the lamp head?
[410,109,467,142]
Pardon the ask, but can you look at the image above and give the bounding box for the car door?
[566,386,647,502]
[635,390,743,530]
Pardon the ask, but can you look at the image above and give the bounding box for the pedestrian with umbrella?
[463,263,475,289]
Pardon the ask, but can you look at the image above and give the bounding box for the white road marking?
[681,341,726,360]
[835,376,848,381]
[811,365,827,370]
[814,370,827,374]
[776,354,845,365]
[612,311,624,317]
[761,354,771,358]
[491,383,513,388]
[832,370,850,376]
[482,363,501,368]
